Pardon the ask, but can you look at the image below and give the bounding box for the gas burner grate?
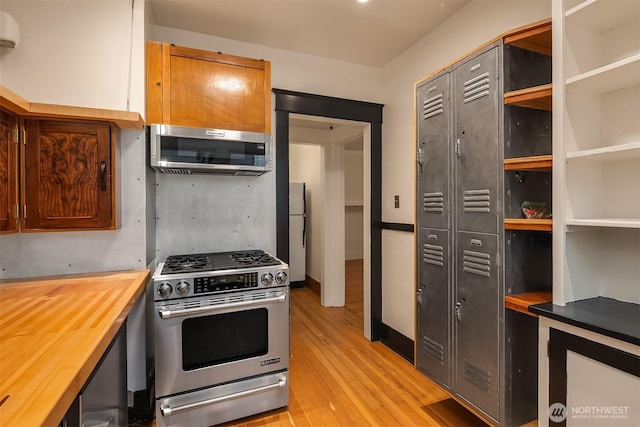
[229,251,279,267]
[162,254,212,274]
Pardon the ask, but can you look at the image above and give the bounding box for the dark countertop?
[530,296,640,346]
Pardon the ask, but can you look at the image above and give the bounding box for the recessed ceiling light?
[358,0,369,3]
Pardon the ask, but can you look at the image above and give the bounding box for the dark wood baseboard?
[306,274,321,296]
[380,322,415,364]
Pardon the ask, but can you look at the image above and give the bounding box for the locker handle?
[470,239,483,247]
[417,147,424,165]
[455,139,462,158]
[455,302,462,321]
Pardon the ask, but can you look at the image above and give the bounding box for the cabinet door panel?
[455,231,500,420]
[168,50,267,132]
[24,120,113,230]
[417,71,452,230]
[454,47,500,234]
[416,227,452,389]
[0,110,18,234]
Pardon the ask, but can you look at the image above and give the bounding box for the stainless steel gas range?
[152,250,289,427]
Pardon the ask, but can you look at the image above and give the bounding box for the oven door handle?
[160,375,287,417]
[158,293,287,319]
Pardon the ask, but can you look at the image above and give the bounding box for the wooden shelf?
[566,141,640,162]
[503,19,552,56]
[504,84,552,111]
[0,85,144,130]
[505,218,552,231]
[505,291,553,318]
[566,0,640,34]
[565,218,640,229]
[566,54,640,96]
[504,155,552,171]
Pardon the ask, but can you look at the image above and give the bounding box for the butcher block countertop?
[0,269,150,427]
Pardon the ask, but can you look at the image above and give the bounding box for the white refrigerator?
[289,182,306,286]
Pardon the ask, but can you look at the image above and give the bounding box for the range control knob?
[175,281,190,296]
[275,271,288,285]
[157,283,172,299]
[261,273,274,287]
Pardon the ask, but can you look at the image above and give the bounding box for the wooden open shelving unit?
[504,218,552,231]
[505,291,553,317]
[504,84,552,111]
[503,19,552,56]
[503,24,553,233]
[504,154,552,171]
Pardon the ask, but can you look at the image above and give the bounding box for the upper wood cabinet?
[0,109,19,234]
[0,86,142,233]
[146,42,272,133]
[22,119,116,231]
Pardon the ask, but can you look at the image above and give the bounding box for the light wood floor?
[149,259,488,426]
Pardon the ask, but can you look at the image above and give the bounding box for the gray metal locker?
[415,43,505,426]
[416,227,452,389]
[454,231,500,420]
[417,70,452,230]
[454,46,501,235]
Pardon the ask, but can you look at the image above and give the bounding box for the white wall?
[379,0,551,338]
[289,144,323,282]
[0,0,149,279]
[345,147,364,260]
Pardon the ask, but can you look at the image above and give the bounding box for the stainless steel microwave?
[149,124,272,175]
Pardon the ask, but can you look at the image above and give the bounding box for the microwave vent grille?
[234,170,264,177]
[159,168,192,174]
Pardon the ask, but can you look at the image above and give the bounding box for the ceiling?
[290,114,365,150]
[147,0,471,68]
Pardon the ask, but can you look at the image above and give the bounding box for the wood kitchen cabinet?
[0,109,19,234]
[23,119,116,231]
[146,41,272,133]
[0,85,143,233]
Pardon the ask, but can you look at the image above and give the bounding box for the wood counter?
[0,269,150,427]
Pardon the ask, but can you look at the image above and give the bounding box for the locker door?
[417,71,451,230]
[454,46,501,234]
[455,231,500,420]
[416,228,452,389]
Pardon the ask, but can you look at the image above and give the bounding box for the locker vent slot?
[463,189,491,213]
[423,192,444,213]
[464,359,491,392]
[423,244,444,267]
[463,250,491,277]
[423,336,444,363]
[423,93,444,119]
[463,72,490,104]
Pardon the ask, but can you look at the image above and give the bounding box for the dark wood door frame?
[273,88,383,341]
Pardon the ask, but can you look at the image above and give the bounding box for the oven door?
[154,287,289,398]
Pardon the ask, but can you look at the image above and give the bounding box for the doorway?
[273,89,383,341]
[287,114,365,311]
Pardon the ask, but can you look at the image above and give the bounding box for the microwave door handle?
[158,293,287,319]
[160,376,287,416]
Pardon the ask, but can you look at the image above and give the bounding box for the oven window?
[181,308,268,371]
